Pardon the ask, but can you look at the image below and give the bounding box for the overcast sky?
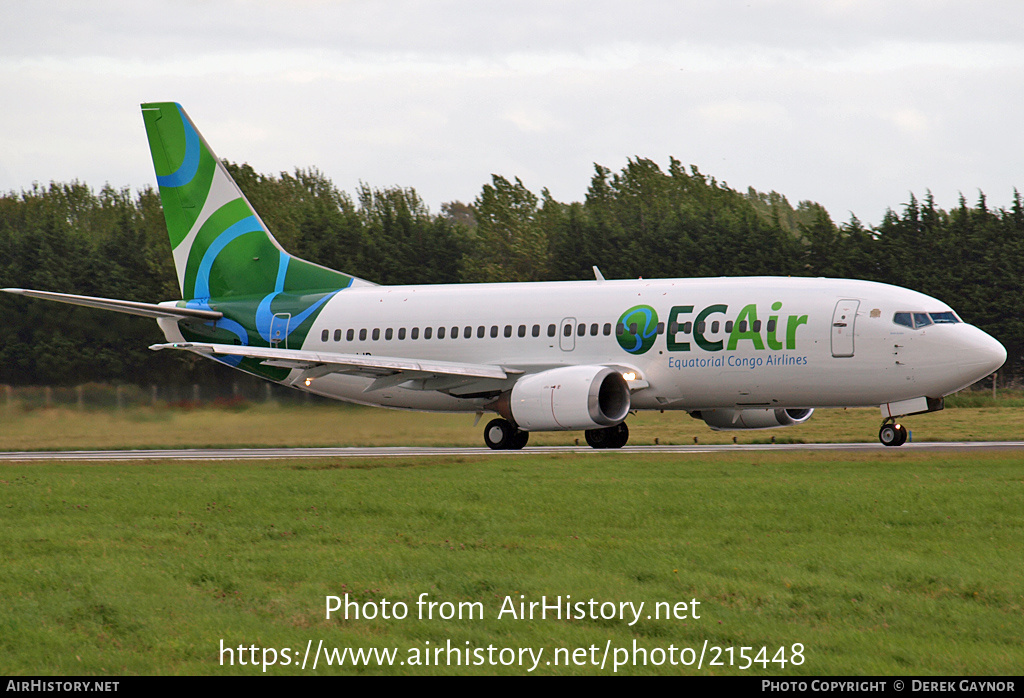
[2,0,1022,225]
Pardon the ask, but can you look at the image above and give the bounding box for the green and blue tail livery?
[141,102,376,359]
[141,102,372,301]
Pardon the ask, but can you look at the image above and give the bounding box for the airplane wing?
[149,342,515,393]
[2,288,222,321]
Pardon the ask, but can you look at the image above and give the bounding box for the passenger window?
[398,328,406,340]
[752,320,761,332]
[437,326,445,339]
[518,325,526,338]
[682,322,692,333]
[603,323,611,336]
[697,322,706,333]
[669,321,678,334]
[359,329,367,341]
[505,325,513,338]
[412,327,420,340]
[385,328,393,340]
[630,322,638,335]
[372,329,380,341]
[489,325,498,338]
[321,329,329,342]
[766,319,776,333]
[738,321,747,332]
[453,326,460,339]
[711,321,720,333]
[656,322,665,335]
[577,323,585,336]
[724,321,733,333]
[615,322,625,336]
[347,329,354,341]
[548,324,556,337]
[532,324,540,337]
[477,326,485,338]
[564,324,572,337]
[590,323,599,336]
[464,326,472,339]
[334,329,342,341]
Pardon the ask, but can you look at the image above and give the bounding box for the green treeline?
[1,157,1021,386]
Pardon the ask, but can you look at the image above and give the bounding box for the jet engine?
[693,408,814,430]
[499,365,631,431]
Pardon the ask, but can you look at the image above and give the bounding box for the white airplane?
[3,103,1007,449]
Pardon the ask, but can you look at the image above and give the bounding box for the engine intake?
[503,365,631,431]
[694,408,814,431]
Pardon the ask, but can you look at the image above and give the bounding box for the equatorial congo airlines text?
[327,593,701,627]
[668,354,808,370]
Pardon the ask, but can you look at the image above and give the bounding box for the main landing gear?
[584,422,629,449]
[483,419,529,450]
[481,419,630,450]
[879,420,909,447]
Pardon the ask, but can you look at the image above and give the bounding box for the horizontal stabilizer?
[149,342,511,383]
[2,288,222,320]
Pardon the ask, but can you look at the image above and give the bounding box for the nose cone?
[958,325,1006,380]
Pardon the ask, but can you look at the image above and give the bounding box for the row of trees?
[1,158,1020,387]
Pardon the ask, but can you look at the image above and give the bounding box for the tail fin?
[141,102,371,300]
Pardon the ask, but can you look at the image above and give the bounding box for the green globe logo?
[617,305,659,355]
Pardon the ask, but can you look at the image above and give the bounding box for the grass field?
[1,394,1023,451]
[2,449,1022,675]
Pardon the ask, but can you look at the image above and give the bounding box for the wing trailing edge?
[149,342,512,390]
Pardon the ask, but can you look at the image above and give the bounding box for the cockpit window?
[893,312,913,328]
[894,311,953,329]
[929,312,960,324]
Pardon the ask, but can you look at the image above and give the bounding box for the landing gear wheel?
[484,418,528,450]
[484,419,516,450]
[510,429,529,450]
[585,427,612,449]
[585,422,629,449]
[879,422,908,447]
[609,422,629,449]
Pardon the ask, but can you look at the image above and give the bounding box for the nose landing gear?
[879,420,909,447]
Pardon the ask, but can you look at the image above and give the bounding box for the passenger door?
[831,300,859,358]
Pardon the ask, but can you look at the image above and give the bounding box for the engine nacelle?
[694,408,814,431]
[507,365,631,431]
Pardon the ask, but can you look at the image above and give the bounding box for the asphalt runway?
[1,442,1023,461]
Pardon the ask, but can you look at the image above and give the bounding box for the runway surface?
[1,442,1023,461]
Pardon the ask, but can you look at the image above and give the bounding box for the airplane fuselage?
[158,275,1004,416]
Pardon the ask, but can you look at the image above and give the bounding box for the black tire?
[585,423,629,449]
[510,429,529,450]
[609,422,629,449]
[879,423,900,447]
[585,427,612,449]
[484,419,516,450]
[894,424,908,446]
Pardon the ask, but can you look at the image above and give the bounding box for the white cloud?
[1,0,1022,224]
